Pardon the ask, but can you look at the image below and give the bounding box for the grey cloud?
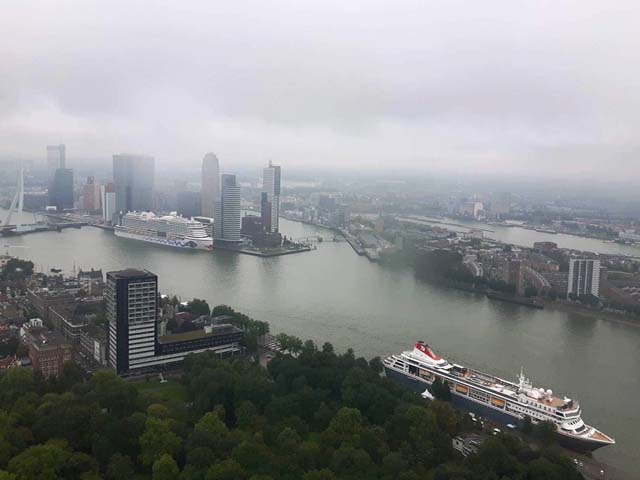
[0,0,639,178]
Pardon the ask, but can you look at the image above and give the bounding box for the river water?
[2,209,639,475]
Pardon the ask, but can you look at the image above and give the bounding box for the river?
[2,209,639,475]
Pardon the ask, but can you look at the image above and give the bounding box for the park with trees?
[0,313,583,479]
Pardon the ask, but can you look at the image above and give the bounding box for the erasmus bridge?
[1,164,80,236]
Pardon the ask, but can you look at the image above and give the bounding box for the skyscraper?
[101,183,116,223]
[262,161,281,233]
[201,153,220,218]
[177,190,201,218]
[81,176,101,212]
[46,144,66,182]
[106,269,158,375]
[214,174,241,243]
[49,168,74,211]
[567,258,601,298]
[113,154,155,213]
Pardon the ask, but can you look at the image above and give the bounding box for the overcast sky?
[1,1,638,178]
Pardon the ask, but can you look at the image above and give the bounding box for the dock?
[0,222,87,236]
[213,244,312,257]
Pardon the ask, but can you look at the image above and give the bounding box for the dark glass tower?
[113,154,155,214]
[106,269,158,375]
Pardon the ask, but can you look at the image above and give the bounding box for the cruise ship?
[114,212,213,250]
[384,341,615,452]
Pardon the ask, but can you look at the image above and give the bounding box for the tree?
[1,259,34,280]
[368,357,383,374]
[322,342,334,354]
[106,454,134,480]
[139,417,181,466]
[275,334,303,355]
[7,442,71,480]
[186,299,211,317]
[431,378,451,401]
[429,400,457,436]
[152,454,180,480]
[520,415,533,434]
[323,407,364,448]
[206,459,246,480]
[533,420,557,444]
[302,469,337,480]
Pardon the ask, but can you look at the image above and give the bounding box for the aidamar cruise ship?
[114,212,213,251]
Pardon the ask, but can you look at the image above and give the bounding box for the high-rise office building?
[201,153,220,218]
[262,161,281,233]
[81,176,101,212]
[213,174,241,243]
[106,268,244,375]
[106,269,158,375]
[46,144,66,181]
[491,192,511,217]
[101,183,116,223]
[113,154,155,213]
[177,190,201,218]
[567,258,601,298]
[49,168,74,211]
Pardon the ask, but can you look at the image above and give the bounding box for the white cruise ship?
[114,212,213,251]
[384,341,615,452]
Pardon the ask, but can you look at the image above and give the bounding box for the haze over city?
[2,3,640,480]
[2,1,639,179]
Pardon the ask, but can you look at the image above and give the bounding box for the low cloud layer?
[1,1,638,178]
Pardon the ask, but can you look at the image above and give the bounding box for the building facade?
[49,168,74,211]
[101,183,116,223]
[28,331,73,379]
[567,258,601,298]
[46,144,66,185]
[106,268,243,375]
[213,174,241,243]
[201,153,220,218]
[112,154,155,214]
[107,269,158,375]
[177,190,201,218]
[82,176,101,212]
[262,161,281,233]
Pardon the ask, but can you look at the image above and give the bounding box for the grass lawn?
[133,378,188,403]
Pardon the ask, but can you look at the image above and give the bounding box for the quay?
[213,244,312,257]
[0,222,87,236]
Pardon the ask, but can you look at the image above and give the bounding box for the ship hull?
[114,229,213,251]
[384,366,610,452]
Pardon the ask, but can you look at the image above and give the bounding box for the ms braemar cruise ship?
[384,341,615,452]
[114,212,213,250]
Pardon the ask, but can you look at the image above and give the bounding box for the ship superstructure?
[383,341,615,452]
[114,212,213,250]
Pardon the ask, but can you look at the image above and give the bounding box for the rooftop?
[107,268,154,279]
[29,331,71,351]
[158,324,240,344]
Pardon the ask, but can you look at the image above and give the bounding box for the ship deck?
[590,430,614,443]
[404,352,574,410]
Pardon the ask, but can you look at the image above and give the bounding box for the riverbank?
[540,299,640,328]
[444,281,640,327]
